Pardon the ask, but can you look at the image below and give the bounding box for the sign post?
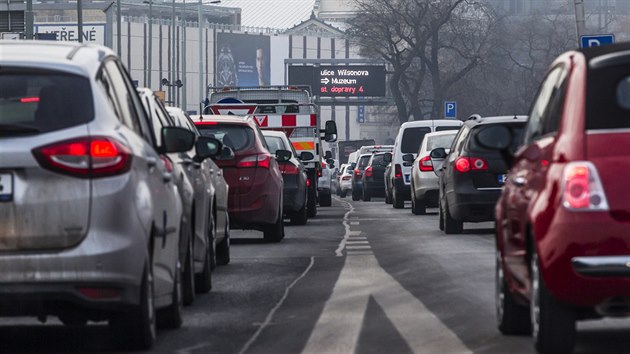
[580,34,615,48]
[444,101,457,119]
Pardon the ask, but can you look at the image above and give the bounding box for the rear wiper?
[0,124,41,135]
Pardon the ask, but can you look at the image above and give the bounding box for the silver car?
[0,41,201,349]
[410,130,458,215]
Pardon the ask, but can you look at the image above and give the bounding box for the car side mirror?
[323,120,337,142]
[429,148,448,177]
[299,151,314,161]
[325,150,333,159]
[216,146,235,160]
[161,127,195,153]
[275,149,292,162]
[402,153,415,162]
[326,158,335,168]
[194,137,222,162]
[430,148,447,159]
[383,152,392,163]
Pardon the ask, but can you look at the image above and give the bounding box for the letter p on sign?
[580,34,614,48]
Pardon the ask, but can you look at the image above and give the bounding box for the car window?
[264,136,286,154]
[435,126,460,132]
[102,61,141,134]
[427,133,457,151]
[450,125,470,160]
[401,127,431,153]
[0,67,93,135]
[357,155,371,169]
[370,154,387,167]
[523,66,565,145]
[197,124,255,152]
[469,123,526,152]
[589,64,630,130]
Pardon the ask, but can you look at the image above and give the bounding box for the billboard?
[288,65,387,98]
[215,33,271,87]
[34,23,106,45]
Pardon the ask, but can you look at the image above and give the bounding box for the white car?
[410,130,458,215]
[336,164,353,198]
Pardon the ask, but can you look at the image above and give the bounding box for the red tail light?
[322,162,327,169]
[455,157,471,173]
[342,176,351,181]
[365,166,373,177]
[281,162,299,175]
[355,169,362,177]
[394,164,403,179]
[562,162,609,211]
[237,154,271,169]
[454,157,488,173]
[33,137,131,178]
[418,156,433,172]
[306,178,311,187]
[20,97,40,103]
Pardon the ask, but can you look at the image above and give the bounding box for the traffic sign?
[288,65,386,98]
[357,106,366,123]
[580,34,615,48]
[444,101,457,119]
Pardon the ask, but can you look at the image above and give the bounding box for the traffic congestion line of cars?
[341,42,630,354]
[0,41,332,350]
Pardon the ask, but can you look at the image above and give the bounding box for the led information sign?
[288,65,386,98]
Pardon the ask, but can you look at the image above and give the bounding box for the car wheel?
[307,189,317,217]
[157,260,183,329]
[182,233,195,306]
[340,190,347,198]
[362,187,371,202]
[320,191,332,207]
[195,213,214,293]
[110,261,156,350]
[216,217,231,265]
[411,194,426,215]
[264,206,285,243]
[496,251,531,335]
[392,187,404,209]
[443,202,463,234]
[352,189,360,201]
[291,201,308,225]
[531,248,576,353]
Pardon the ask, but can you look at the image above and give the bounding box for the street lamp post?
[182,0,187,111]
[144,0,153,88]
[78,0,83,43]
[172,0,177,105]
[116,0,121,55]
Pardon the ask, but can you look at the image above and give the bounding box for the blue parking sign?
[580,34,614,48]
[444,101,457,119]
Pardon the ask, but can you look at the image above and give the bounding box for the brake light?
[471,157,488,170]
[562,162,609,211]
[365,166,373,177]
[237,154,271,169]
[281,162,299,175]
[419,156,433,172]
[20,97,40,103]
[322,162,327,168]
[394,164,403,179]
[454,157,488,173]
[306,178,311,187]
[342,176,351,181]
[33,137,131,178]
[355,169,362,177]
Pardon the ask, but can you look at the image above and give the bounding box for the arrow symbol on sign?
[321,77,330,85]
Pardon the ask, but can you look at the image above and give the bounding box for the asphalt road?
[2,197,630,353]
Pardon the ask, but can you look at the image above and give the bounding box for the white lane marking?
[177,342,211,354]
[346,251,373,256]
[239,256,315,354]
[349,231,362,236]
[346,245,371,250]
[303,254,470,354]
[350,221,360,225]
[334,199,355,257]
[346,240,369,244]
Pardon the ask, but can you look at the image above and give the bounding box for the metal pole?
[25,0,34,39]
[116,0,121,55]
[77,0,83,43]
[172,0,176,103]
[182,0,187,110]
[147,0,153,88]
[574,0,586,44]
[198,0,204,114]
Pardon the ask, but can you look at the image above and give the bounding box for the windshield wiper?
[0,124,41,135]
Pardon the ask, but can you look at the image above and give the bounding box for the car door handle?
[512,176,527,187]
[181,158,202,169]
[147,157,157,169]
[162,172,173,183]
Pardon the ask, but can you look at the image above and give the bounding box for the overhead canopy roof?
[219,0,317,29]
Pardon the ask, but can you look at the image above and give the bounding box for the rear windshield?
[427,133,457,151]
[370,154,388,167]
[401,127,431,153]
[589,65,630,130]
[357,155,371,169]
[468,123,526,152]
[197,124,255,152]
[264,135,286,154]
[435,126,461,132]
[0,68,94,136]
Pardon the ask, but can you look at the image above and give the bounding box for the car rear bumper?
[448,188,502,222]
[364,179,386,195]
[283,180,306,214]
[229,193,281,229]
[339,180,352,191]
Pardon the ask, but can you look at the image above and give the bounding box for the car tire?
[362,188,371,202]
[439,202,445,231]
[411,194,426,215]
[264,206,285,243]
[307,189,317,217]
[320,191,332,207]
[216,216,230,265]
[195,214,213,293]
[182,233,195,306]
[531,249,576,353]
[339,190,347,198]
[392,188,404,209]
[496,252,531,335]
[352,189,361,201]
[110,261,156,350]
[157,260,183,329]
[291,202,308,225]
[443,202,463,234]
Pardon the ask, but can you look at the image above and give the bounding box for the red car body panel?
[497,50,630,308]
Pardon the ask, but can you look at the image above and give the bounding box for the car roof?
[192,115,253,126]
[0,40,114,78]
[261,130,287,138]
[463,115,527,127]
[399,119,463,129]
[425,130,459,138]
[359,153,372,158]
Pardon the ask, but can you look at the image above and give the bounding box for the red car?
[485,43,630,353]
[193,115,286,242]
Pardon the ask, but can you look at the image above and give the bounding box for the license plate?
[404,174,410,183]
[0,173,13,202]
[498,174,507,185]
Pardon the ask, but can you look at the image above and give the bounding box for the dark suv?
[360,153,388,201]
[351,154,372,201]
[432,115,527,234]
